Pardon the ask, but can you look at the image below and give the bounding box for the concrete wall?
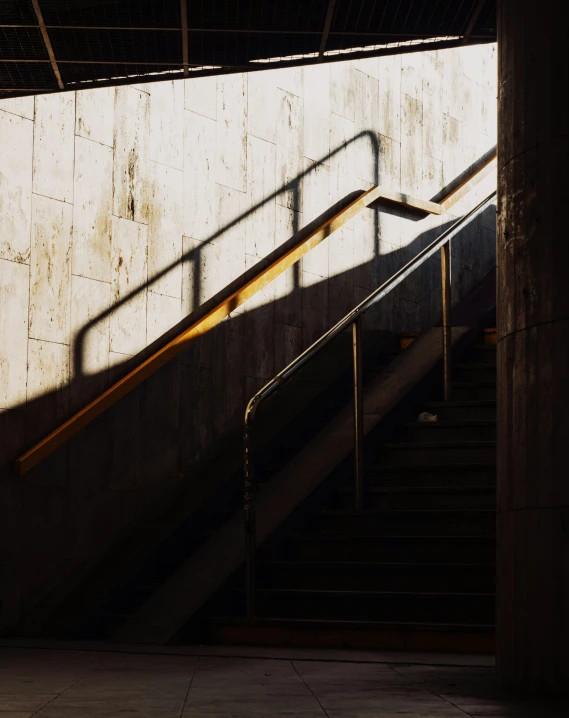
[0,45,497,633]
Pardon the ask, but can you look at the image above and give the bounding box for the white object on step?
[417,411,438,423]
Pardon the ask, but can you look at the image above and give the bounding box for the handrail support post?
[441,242,452,401]
[352,318,364,510]
[244,419,256,622]
[245,504,256,622]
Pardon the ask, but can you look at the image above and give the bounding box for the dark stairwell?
[200,323,496,652]
[13,154,497,652]
[66,265,497,653]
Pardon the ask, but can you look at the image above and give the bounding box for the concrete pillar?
[496,0,569,692]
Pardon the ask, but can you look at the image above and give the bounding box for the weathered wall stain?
[127,147,137,220]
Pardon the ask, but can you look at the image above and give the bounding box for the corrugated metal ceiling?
[0,0,496,97]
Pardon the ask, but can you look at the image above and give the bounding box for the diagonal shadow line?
[8,215,496,637]
[72,133,495,395]
[74,129,381,376]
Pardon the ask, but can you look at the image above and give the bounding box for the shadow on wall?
[0,132,496,633]
[72,131,386,379]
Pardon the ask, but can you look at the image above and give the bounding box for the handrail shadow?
[73,130,382,378]
[9,136,496,478]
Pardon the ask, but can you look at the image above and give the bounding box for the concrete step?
[257,560,496,592]
[465,344,497,365]
[364,463,496,487]
[207,617,495,653]
[232,588,495,624]
[453,363,496,383]
[270,534,495,563]
[396,419,496,443]
[310,509,495,536]
[332,485,495,510]
[421,400,496,421]
[451,381,497,400]
[374,441,496,466]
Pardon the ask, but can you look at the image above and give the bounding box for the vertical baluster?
[441,242,452,401]
[352,319,364,509]
[244,421,256,621]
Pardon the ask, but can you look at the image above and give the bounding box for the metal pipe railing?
[243,190,496,621]
[15,147,495,477]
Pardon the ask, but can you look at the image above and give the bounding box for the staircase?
[22,182,497,648]
[14,149,497,648]
[202,327,497,652]
[67,330,408,640]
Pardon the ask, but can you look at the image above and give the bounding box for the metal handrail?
[14,146,495,476]
[243,189,497,620]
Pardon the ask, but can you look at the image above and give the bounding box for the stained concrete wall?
[0,45,497,633]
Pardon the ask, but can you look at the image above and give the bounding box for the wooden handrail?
[15,151,496,476]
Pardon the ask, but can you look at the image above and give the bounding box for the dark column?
[496,0,569,692]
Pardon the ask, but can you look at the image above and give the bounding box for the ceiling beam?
[30,0,64,89]
[0,88,55,93]
[319,0,338,57]
[0,23,495,40]
[0,59,199,66]
[462,0,488,42]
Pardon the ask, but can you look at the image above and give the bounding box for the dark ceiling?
[0,0,496,98]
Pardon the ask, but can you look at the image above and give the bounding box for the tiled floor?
[0,645,567,717]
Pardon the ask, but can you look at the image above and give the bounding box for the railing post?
[244,418,256,622]
[441,242,452,401]
[352,318,364,510]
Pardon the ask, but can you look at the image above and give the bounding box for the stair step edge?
[260,560,496,567]
[366,462,496,471]
[400,420,496,427]
[315,509,495,516]
[234,588,496,597]
[378,441,496,448]
[209,616,495,630]
[295,533,496,541]
[424,400,496,407]
[337,485,495,494]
